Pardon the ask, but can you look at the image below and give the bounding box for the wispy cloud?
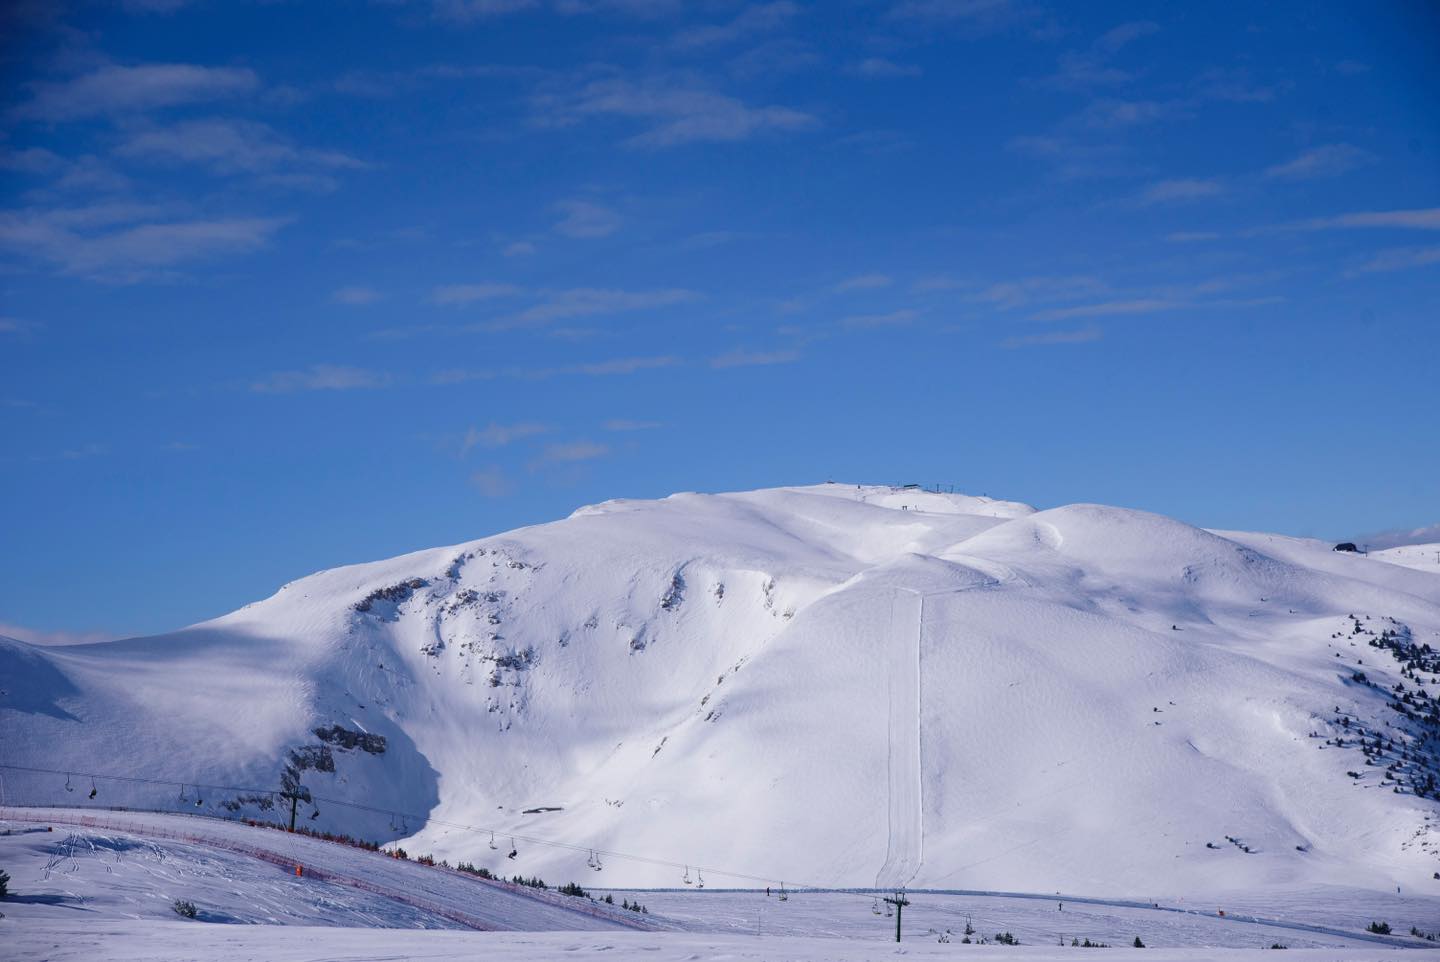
[469,465,513,497]
[1347,245,1440,275]
[710,348,800,368]
[0,206,288,279]
[503,240,537,256]
[1135,177,1225,205]
[500,287,697,328]
[834,273,892,292]
[1265,144,1373,181]
[461,421,550,454]
[553,199,621,238]
[250,364,389,393]
[1000,326,1103,349]
[850,58,921,78]
[971,275,1108,310]
[534,75,818,148]
[0,317,41,335]
[1031,298,1179,321]
[432,354,680,383]
[888,0,1015,23]
[15,63,259,121]
[603,418,662,431]
[116,118,366,187]
[1271,207,1440,233]
[532,440,610,466]
[671,1,798,49]
[332,286,381,305]
[432,282,524,305]
[841,308,917,329]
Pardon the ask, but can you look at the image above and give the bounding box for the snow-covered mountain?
[4,484,1439,898]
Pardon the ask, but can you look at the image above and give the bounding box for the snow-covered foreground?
[8,923,1429,962]
[2,810,1437,960]
[4,483,1440,902]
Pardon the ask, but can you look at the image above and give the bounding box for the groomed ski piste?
[3,808,1437,959]
[4,482,1440,959]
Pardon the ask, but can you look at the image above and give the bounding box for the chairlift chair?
[88,776,98,800]
[683,866,692,885]
[65,772,75,793]
[489,831,498,850]
[696,871,704,889]
[872,898,882,915]
[778,882,788,902]
[507,838,518,859]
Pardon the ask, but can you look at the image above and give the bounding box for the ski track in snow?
[877,589,924,890]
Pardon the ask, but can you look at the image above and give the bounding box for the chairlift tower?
[883,890,910,942]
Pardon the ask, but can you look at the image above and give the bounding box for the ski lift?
[682,866,692,885]
[871,898,882,916]
[695,870,704,889]
[593,851,603,872]
[65,772,75,793]
[507,838,518,860]
[309,806,320,820]
[178,783,189,805]
[883,899,892,917]
[488,831,498,850]
[400,814,409,833]
[195,791,204,807]
[88,776,98,800]
[388,811,398,832]
[778,882,788,902]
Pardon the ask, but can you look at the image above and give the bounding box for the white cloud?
[1000,326,1103,349]
[432,0,539,20]
[710,348,800,368]
[1265,144,1374,181]
[1031,298,1179,321]
[1278,207,1440,232]
[500,287,697,328]
[0,206,288,278]
[671,2,798,49]
[553,199,621,238]
[332,286,381,305]
[841,308,917,329]
[116,118,366,182]
[432,283,524,305]
[834,273,892,292]
[462,421,550,454]
[850,58,922,78]
[504,240,537,256]
[469,465,513,497]
[532,440,610,465]
[1348,246,1440,275]
[16,63,259,121]
[603,418,662,431]
[250,364,389,393]
[536,75,817,148]
[1135,178,1225,205]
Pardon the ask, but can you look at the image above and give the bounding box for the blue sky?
[1,0,1437,641]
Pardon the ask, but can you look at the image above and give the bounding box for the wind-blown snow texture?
[4,484,1439,898]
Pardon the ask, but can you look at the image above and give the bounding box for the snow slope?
[3,483,1439,899]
